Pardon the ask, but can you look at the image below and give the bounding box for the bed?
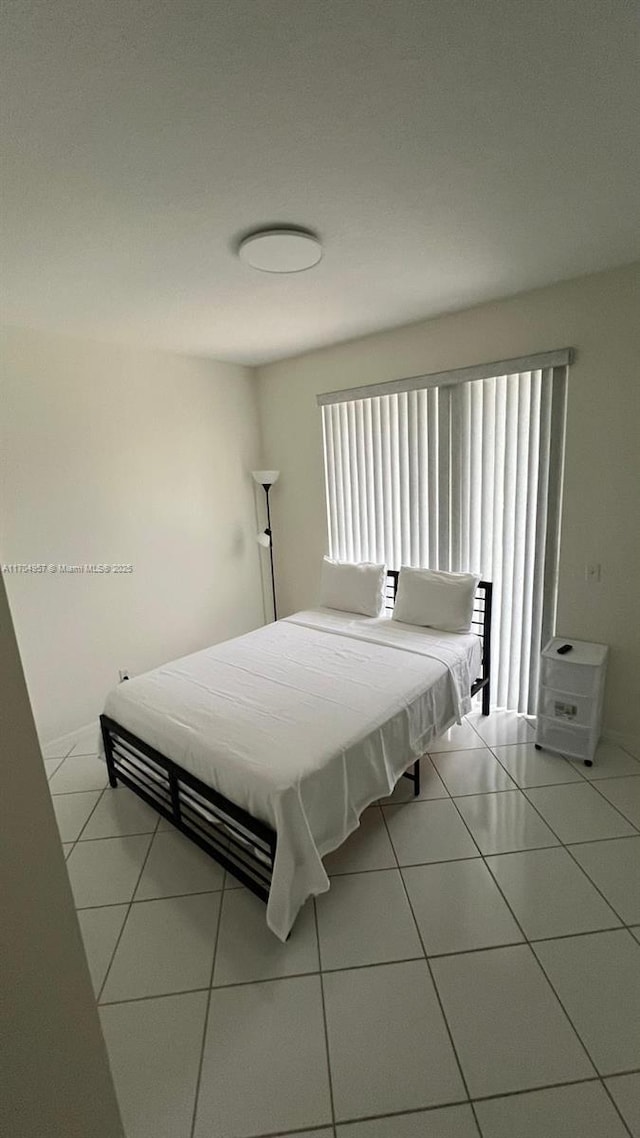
[100,572,492,940]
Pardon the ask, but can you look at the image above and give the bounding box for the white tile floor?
[45,710,640,1138]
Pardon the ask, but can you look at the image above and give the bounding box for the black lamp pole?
[262,482,278,621]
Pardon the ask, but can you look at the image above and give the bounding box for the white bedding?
[103,608,481,939]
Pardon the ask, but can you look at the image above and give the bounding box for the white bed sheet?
[103,608,481,939]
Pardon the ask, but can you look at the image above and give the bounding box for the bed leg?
[413,758,421,797]
[100,717,118,788]
[482,681,490,717]
[105,748,118,789]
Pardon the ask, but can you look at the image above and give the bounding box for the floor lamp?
[252,470,279,621]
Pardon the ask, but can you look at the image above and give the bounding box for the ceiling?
[2,1,639,366]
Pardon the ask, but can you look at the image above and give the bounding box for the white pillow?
[393,567,479,632]
[320,557,387,618]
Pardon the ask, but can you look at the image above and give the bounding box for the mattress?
[103,608,481,939]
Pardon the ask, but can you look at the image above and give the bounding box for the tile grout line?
[511,780,639,930]
[440,760,617,1104]
[571,768,640,784]
[76,828,158,843]
[43,755,66,779]
[62,786,108,860]
[48,752,111,795]
[234,1070,639,1136]
[51,785,111,796]
[551,837,634,931]
[77,885,224,911]
[428,764,544,1134]
[331,828,640,875]
[55,737,635,857]
[319,1071,640,1131]
[470,1069,640,1105]
[485,737,592,787]
[445,751,638,1132]
[95,896,637,1110]
[95,812,162,1004]
[57,718,640,1133]
[43,752,69,767]
[520,778,640,842]
[468,788,639,1135]
[99,985,210,1009]
[127,829,224,914]
[452,736,639,931]
[480,742,639,929]
[388,779,589,802]
[601,1079,637,1138]
[62,758,637,943]
[73,794,637,987]
[476,719,630,782]
[313,897,338,1138]
[61,791,157,858]
[564,831,640,847]
[377,803,483,1137]
[43,742,76,764]
[449,754,605,936]
[188,859,226,1138]
[92,911,639,1005]
[577,772,640,834]
[230,1064,640,1137]
[47,747,104,780]
[530,947,635,1138]
[249,1124,338,1138]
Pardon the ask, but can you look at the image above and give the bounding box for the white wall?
[0,570,124,1138]
[256,262,640,741]
[0,327,265,742]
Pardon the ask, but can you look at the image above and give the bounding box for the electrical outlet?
[118,669,130,682]
[585,563,601,583]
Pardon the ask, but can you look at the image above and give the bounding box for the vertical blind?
[320,359,568,713]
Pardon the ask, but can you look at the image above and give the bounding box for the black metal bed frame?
[100,713,277,903]
[100,572,492,907]
[385,572,492,796]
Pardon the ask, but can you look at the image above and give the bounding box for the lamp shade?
[256,532,271,548]
[252,470,279,486]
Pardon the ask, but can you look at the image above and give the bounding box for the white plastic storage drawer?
[539,687,594,728]
[541,657,599,697]
[536,716,591,760]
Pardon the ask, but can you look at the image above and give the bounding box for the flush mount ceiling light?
[238,228,322,273]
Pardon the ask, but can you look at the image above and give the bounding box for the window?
[319,351,569,712]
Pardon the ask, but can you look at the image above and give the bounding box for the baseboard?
[601,727,640,758]
[522,715,639,756]
[41,720,98,759]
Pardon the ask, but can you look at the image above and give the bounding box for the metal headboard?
[385,570,492,712]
